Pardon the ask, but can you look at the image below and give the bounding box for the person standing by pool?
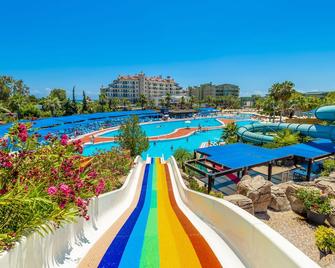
[91,135,95,144]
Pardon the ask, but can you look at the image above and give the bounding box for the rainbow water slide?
[0,156,319,267]
[77,157,318,268]
[92,158,237,267]
[238,105,335,144]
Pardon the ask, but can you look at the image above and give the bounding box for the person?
[91,135,95,144]
[186,137,189,142]
[154,141,157,146]
[208,140,211,146]
[170,145,174,151]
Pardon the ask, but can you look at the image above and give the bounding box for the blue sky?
[1,0,335,98]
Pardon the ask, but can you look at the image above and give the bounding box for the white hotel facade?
[101,72,184,104]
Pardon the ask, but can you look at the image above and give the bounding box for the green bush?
[315,226,335,254]
[321,159,335,176]
[221,122,238,144]
[173,148,193,166]
[297,188,333,215]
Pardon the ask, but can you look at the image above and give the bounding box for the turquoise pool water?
[83,119,255,158]
[100,118,222,137]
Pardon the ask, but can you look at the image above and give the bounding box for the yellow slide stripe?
[157,158,201,268]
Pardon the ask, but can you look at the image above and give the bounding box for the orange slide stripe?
[164,164,222,267]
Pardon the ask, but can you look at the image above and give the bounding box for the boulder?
[327,200,335,228]
[237,175,272,213]
[269,185,291,211]
[285,184,305,214]
[225,194,254,215]
[314,177,335,197]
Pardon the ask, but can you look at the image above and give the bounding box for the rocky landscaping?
[229,174,335,267]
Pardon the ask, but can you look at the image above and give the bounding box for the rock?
[285,184,320,214]
[314,177,335,197]
[225,194,254,215]
[327,200,335,228]
[269,185,291,211]
[237,175,272,213]
[285,184,305,214]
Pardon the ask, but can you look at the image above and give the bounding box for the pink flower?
[88,170,97,179]
[18,123,27,132]
[47,186,58,195]
[60,134,69,145]
[95,179,105,196]
[59,183,71,196]
[44,133,52,140]
[84,215,90,221]
[75,180,84,189]
[18,132,28,142]
[59,200,67,209]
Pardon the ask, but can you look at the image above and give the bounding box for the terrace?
[185,140,335,193]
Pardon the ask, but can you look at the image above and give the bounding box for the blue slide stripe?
[98,162,150,268]
[118,161,154,267]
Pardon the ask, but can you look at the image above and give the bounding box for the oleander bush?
[89,148,133,192]
[0,123,133,252]
[315,226,335,254]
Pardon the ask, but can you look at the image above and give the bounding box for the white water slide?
[0,157,319,268]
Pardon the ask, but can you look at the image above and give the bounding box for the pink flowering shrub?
[0,123,134,252]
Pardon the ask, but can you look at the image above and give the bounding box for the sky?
[1,0,335,98]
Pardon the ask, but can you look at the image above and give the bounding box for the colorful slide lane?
[98,158,222,267]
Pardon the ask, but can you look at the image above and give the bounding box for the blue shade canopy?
[0,110,160,137]
[196,140,335,170]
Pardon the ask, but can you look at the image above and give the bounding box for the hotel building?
[101,72,183,104]
[189,83,240,100]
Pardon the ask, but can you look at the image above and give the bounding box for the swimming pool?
[100,118,223,138]
[83,120,255,158]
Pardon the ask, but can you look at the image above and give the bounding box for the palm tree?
[180,96,186,109]
[109,98,120,111]
[8,94,26,119]
[159,98,165,108]
[188,95,195,109]
[165,93,172,108]
[43,96,61,116]
[221,122,238,144]
[98,92,107,112]
[139,94,147,110]
[269,81,295,122]
[148,99,155,109]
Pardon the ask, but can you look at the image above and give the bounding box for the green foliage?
[49,88,67,103]
[117,116,149,157]
[0,123,113,252]
[164,93,172,108]
[108,98,120,111]
[42,96,61,116]
[139,94,147,110]
[185,176,224,198]
[0,183,77,251]
[82,91,88,113]
[90,148,133,192]
[321,159,335,176]
[221,122,238,144]
[296,188,333,215]
[263,129,300,148]
[0,76,29,101]
[315,226,335,254]
[173,148,193,166]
